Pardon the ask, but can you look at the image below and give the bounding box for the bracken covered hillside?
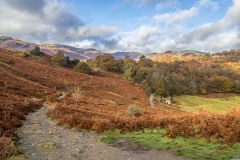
[0,48,150,159]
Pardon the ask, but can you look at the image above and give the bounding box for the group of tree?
[25,47,240,96]
[18,46,44,57]
[51,51,92,74]
[90,52,240,96]
[24,47,92,74]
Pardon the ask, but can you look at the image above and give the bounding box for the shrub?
[74,62,92,74]
[51,51,67,66]
[127,104,141,117]
[18,50,31,57]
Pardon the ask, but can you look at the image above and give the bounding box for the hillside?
[0,36,141,60]
[0,48,150,159]
[146,50,208,61]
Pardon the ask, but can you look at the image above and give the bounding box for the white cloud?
[117,25,162,52]
[0,0,116,44]
[173,0,240,52]
[128,0,180,9]
[103,0,239,53]
[155,0,179,10]
[66,26,116,40]
[154,0,218,25]
[68,40,95,49]
[154,7,198,24]
[197,0,219,11]
[0,0,239,53]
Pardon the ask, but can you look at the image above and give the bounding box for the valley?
[0,46,240,160]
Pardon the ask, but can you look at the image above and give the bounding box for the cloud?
[155,0,179,10]
[154,0,218,25]
[3,0,45,14]
[66,26,116,40]
[154,7,198,24]
[93,39,119,51]
[197,0,219,11]
[0,0,116,44]
[110,0,239,53]
[117,25,162,52]
[0,0,239,53]
[128,0,179,9]
[174,0,240,52]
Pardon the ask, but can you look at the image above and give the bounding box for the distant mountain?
[0,36,142,60]
[0,36,35,50]
[40,44,102,60]
[0,36,102,60]
[112,52,141,59]
[145,50,208,59]
[174,50,208,57]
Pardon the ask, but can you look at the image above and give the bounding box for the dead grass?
[0,137,16,160]
[0,48,90,159]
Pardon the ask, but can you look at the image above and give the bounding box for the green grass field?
[174,94,240,113]
[104,129,240,160]
[102,94,240,160]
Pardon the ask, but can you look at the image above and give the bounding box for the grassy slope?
[105,129,240,160]
[174,95,240,113]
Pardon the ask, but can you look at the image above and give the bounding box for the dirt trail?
[17,104,191,160]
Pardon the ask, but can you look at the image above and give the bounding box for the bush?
[127,104,141,117]
[17,50,31,57]
[74,62,92,74]
[51,51,67,66]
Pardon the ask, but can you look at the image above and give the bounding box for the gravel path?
[17,104,191,160]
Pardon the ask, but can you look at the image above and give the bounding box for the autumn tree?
[30,46,42,56]
[95,54,118,72]
[74,62,92,74]
[209,76,234,93]
[51,51,67,66]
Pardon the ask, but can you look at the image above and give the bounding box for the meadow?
[174,94,240,113]
[104,129,240,160]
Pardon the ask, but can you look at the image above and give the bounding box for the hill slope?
[0,48,150,159]
[0,36,141,60]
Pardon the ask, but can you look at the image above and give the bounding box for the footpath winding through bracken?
[16,104,191,160]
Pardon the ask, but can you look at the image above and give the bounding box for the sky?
[0,0,240,53]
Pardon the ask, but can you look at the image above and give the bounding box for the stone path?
[17,104,191,160]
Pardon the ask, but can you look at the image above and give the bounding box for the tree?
[124,63,135,82]
[71,59,80,66]
[140,55,146,60]
[74,62,92,74]
[115,59,124,73]
[156,79,167,96]
[233,80,240,94]
[138,57,154,68]
[30,46,42,56]
[66,56,71,66]
[51,51,67,66]
[94,54,118,72]
[134,67,150,83]
[209,76,234,93]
